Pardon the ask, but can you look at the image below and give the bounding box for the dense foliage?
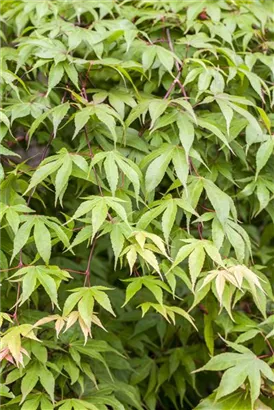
[1,0,274,409]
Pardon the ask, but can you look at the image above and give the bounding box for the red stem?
[84,237,97,286]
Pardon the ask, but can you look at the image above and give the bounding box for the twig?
[166,28,180,72]
[189,157,200,176]
[165,28,188,98]
[164,71,182,100]
[198,223,203,240]
[84,237,97,286]
[65,269,86,275]
[0,265,21,272]
[264,334,274,355]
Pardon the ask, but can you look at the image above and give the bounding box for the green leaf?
[12,219,35,261]
[91,288,116,316]
[256,138,274,178]
[188,244,205,287]
[122,279,143,306]
[39,365,55,402]
[64,62,79,89]
[149,100,169,128]
[92,201,108,239]
[177,114,195,158]
[198,118,231,151]
[20,268,37,305]
[145,148,173,193]
[172,147,189,190]
[47,63,64,94]
[161,200,177,243]
[216,365,248,401]
[73,107,93,139]
[142,46,156,70]
[204,314,214,355]
[104,153,119,196]
[51,102,70,138]
[21,397,40,410]
[34,219,51,264]
[156,46,174,74]
[110,224,125,268]
[195,391,252,410]
[55,154,73,205]
[216,99,233,135]
[36,267,60,308]
[20,366,39,403]
[204,179,230,225]
[26,160,61,193]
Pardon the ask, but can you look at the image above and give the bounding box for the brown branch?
[263,334,274,355]
[165,28,188,99]
[166,28,180,72]
[198,223,203,240]
[0,265,21,272]
[65,268,86,275]
[189,157,200,176]
[164,71,182,100]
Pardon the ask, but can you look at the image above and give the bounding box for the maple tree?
[0,0,274,409]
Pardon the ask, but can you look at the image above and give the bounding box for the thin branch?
[198,223,203,240]
[65,269,86,275]
[164,71,182,100]
[166,28,180,72]
[84,237,97,287]
[263,334,274,355]
[165,28,188,98]
[189,157,200,176]
[0,265,21,272]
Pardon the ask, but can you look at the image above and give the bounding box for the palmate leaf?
[196,263,268,318]
[19,361,55,404]
[196,343,274,405]
[9,265,71,307]
[62,286,115,342]
[11,215,70,263]
[121,243,162,277]
[89,150,142,199]
[142,144,204,194]
[122,276,172,306]
[171,239,224,288]
[27,102,70,142]
[24,148,88,205]
[1,0,274,408]
[194,391,253,410]
[103,221,131,268]
[137,196,197,242]
[0,202,33,234]
[69,196,128,240]
[0,324,38,366]
[139,302,197,329]
[72,104,123,144]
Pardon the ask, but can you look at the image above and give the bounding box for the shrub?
[0,1,274,409]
